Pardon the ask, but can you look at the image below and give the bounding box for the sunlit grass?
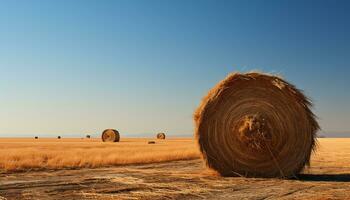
[2,138,349,174]
[0,138,201,172]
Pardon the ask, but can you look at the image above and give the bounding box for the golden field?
[1,137,350,174]
[309,138,350,174]
[1,138,350,199]
[0,137,201,172]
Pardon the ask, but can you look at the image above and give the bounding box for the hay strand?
[194,72,319,178]
[101,129,120,142]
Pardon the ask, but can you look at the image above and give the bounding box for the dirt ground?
[1,138,350,200]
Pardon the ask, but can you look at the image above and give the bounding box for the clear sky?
[0,0,349,137]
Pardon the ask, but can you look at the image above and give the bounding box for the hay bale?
[101,129,120,142]
[86,135,91,139]
[57,136,61,139]
[148,141,156,144]
[194,72,319,178]
[157,133,166,139]
[34,136,38,139]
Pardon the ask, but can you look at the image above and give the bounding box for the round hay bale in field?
[157,133,166,139]
[101,129,120,142]
[86,135,91,139]
[194,72,319,178]
[34,136,38,139]
[57,136,61,139]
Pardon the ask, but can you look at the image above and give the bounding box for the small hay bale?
[148,141,156,144]
[101,129,120,142]
[157,132,166,139]
[86,135,91,139]
[34,136,38,139]
[194,72,319,178]
[57,136,61,139]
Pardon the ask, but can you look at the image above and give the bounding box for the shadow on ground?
[296,174,350,182]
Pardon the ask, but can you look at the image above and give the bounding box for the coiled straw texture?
[157,133,166,139]
[102,129,120,142]
[194,72,319,178]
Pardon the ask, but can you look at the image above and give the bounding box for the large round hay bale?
[101,129,120,142]
[157,132,166,139]
[194,72,319,178]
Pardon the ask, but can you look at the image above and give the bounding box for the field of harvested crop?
[0,138,200,172]
[1,138,350,199]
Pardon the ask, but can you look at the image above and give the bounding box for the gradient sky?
[0,0,349,137]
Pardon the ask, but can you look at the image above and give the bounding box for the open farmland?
[1,138,350,199]
[0,138,200,172]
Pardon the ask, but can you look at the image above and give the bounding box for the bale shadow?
[295,174,350,182]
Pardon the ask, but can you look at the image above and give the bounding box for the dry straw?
[157,133,166,139]
[101,129,120,142]
[194,72,319,178]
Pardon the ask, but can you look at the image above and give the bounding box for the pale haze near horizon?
[0,1,349,137]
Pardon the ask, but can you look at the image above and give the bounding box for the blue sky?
[0,0,349,137]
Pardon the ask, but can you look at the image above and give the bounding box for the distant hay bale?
[57,136,61,139]
[34,136,38,139]
[157,133,166,139]
[101,129,120,142]
[86,135,91,139]
[194,72,319,178]
[148,141,156,144]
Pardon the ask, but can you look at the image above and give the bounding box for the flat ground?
[0,138,200,171]
[1,138,350,200]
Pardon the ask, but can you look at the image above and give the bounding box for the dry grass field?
[0,138,200,172]
[1,138,350,199]
[308,138,350,174]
